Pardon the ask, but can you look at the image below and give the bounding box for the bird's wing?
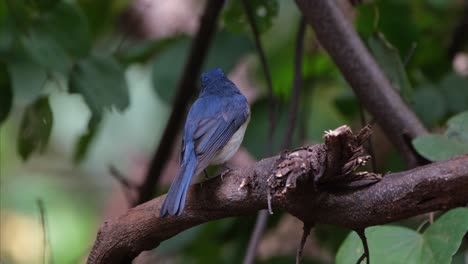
[190,106,248,172]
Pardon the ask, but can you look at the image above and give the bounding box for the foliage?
[336,208,468,264]
[368,32,413,101]
[1,0,468,263]
[1,0,133,163]
[69,55,129,117]
[413,111,468,161]
[17,96,53,160]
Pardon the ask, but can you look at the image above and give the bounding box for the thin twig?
[356,229,370,264]
[296,223,312,264]
[358,105,377,172]
[36,199,52,264]
[356,252,366,264]
[416,218,430,233]
[109,165,138,206]
[241,1,277,262]
[241,0,276,155]
[295,0,428,168]
[134,0,226,206]
[282,17,306,150]
[267,192,273,214]
[242,210,269,264]
[403,42,417,66]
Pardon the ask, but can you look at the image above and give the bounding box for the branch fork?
[269,125,381,198]
[87,126,468,264]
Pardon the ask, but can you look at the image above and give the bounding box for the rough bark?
[295,0,428,167]
[87,126,468,263]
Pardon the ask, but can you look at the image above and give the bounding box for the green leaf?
[73,114,100,163]
[439,73,468,115]
[0,63,12,124]
[41,2,91,58]
[7,49,47,103]
[412,110,468,161]
[152,31,252,104]
[445,110,468,143]
[421,208,468,264]
[336,226,420,264]
[412,134,468,161]
[336,208,468,264]
[18,2,90,71]
[223,0,278,34]
[368,32,413,100]
[21,23,71,73]
[17,96,53,160]
[411,84,446,126]
[69,55,129,117]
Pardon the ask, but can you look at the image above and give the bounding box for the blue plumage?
[160,68,250,217]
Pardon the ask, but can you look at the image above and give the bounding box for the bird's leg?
[220,162,233,181]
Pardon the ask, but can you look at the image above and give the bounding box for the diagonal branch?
[134,0,225,205]
[295,0,428,167]
[282,17,307,150]
[87,126,468,263]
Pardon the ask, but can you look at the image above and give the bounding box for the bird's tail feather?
[160,143,197,217]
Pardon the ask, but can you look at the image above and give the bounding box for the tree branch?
[282,17,306,150]
[87,126,468,263]
[243,209,269,264]
[295,0,428,167]
[241,0,276,155]
[241,1,278,262]
[135,0,225,205]
[296,223,312,264]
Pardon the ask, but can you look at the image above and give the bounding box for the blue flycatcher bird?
[160,68,250,217]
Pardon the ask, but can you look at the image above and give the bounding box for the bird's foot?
[220,163,233,181]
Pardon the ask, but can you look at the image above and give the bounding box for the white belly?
[210,120,249,165]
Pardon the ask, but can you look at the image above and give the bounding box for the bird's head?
[201,68,226,88]
[200,68,241,96]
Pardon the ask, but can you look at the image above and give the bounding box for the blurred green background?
[1,0,467,263]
